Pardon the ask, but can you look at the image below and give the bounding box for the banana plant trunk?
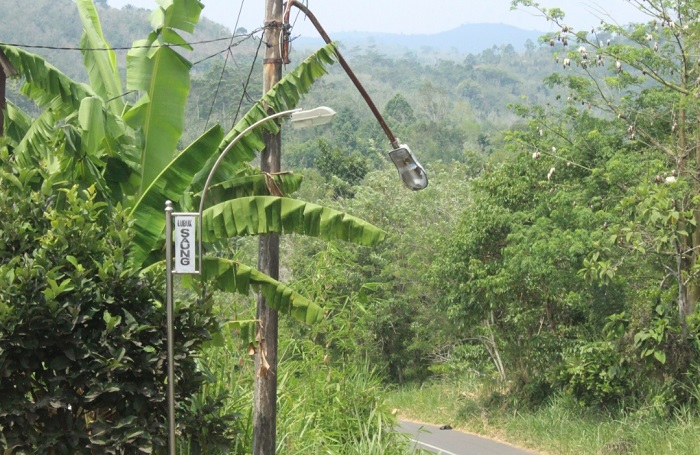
[0,48,17,136]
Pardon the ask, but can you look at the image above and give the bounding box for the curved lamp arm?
[283,1,428,190]
[284,1,398,147]
[197,108,301,273]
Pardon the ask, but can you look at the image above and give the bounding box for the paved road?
[397,420,536,455]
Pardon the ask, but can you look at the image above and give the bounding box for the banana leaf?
[129,125,224,266]
[129,44,339,266]
[202,196,386,247]
[77,0,124,116]
[190,257,324,325]
[124,0,204,196]
[0,44,94,117]
[188,42,338,193]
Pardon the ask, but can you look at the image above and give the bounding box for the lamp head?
[388,144,428,191]
[290,106,336,128]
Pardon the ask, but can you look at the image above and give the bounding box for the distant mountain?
[291,23,545,55]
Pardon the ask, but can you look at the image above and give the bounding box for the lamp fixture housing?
[388,144,429,191]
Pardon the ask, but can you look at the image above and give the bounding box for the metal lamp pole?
[164,201,176,455]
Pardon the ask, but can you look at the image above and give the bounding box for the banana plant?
[1,0,386,325]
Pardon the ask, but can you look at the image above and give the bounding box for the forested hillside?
[0,0,236,78]
[1,0,561,165]
[3,0,700,453]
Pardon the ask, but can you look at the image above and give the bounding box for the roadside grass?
[385,380,700,455]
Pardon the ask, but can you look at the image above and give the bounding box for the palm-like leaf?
[76,0,124,116]
[3,102,32,147]
[124,0,203,196]
[13,109,57,168]
[129,44,339,266]
[189,42,338,193]
[2,1,377,328]
[0,44,95,117]
[193,172,305,209]
[191,257,325,324]
[1,44,131,178]
[202,196,386,246]
[129,125,224,266]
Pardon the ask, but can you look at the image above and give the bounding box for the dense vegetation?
[0,153,234,452]
[2,0,700,453]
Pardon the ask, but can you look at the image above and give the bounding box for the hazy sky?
[106,0,650,35]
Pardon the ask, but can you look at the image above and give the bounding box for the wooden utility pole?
[0,49,18,137]
[253,1,283,453]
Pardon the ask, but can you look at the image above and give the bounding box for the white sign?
[174,214,197,274]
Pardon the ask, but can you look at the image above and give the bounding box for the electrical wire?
[282,0,309,69]
[3,5,267,135]
[203,0,248,132]
[0,36,244,52]
[231,34,264,130]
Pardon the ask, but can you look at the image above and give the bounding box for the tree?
[2,0,384,319]
[434,142,624,397]
[437,0,700,406]
[284,164,471,384]
[384,93,415,124]
[315,138,369,197]
[511,0,700,335]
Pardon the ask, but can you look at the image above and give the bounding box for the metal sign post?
[164,201,200,455]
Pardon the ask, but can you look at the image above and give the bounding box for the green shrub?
[557,341,633,407]
[0,169,232,452]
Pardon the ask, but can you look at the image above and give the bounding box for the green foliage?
[557,341,633,407]
[0,162,231,452]
[77,0,125,116]
[4,0,386,329]
[201,196,385,247]
[429,0,700,414]
[433,109,634,402]
[129,42,341,269]
[195,257,324,325]
[124,0,203,195]
[315,138,370,197]
[281,164,470,384]
[192,297,410,453]
[384,93,415,124]
[1,3,392,452]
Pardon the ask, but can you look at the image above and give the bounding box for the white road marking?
[410,438,459,455]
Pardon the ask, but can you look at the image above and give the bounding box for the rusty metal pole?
[285,0,400,148]
[253,0,283,453]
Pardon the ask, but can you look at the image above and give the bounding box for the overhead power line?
[0,31,262,52]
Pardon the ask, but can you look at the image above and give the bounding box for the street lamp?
[165,106,335,455]
[283,0,429,191]
[388,144,429,191]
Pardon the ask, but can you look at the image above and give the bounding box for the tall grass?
[182,311,410,454]
[275,341,409,454]
[386,380,700,455]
